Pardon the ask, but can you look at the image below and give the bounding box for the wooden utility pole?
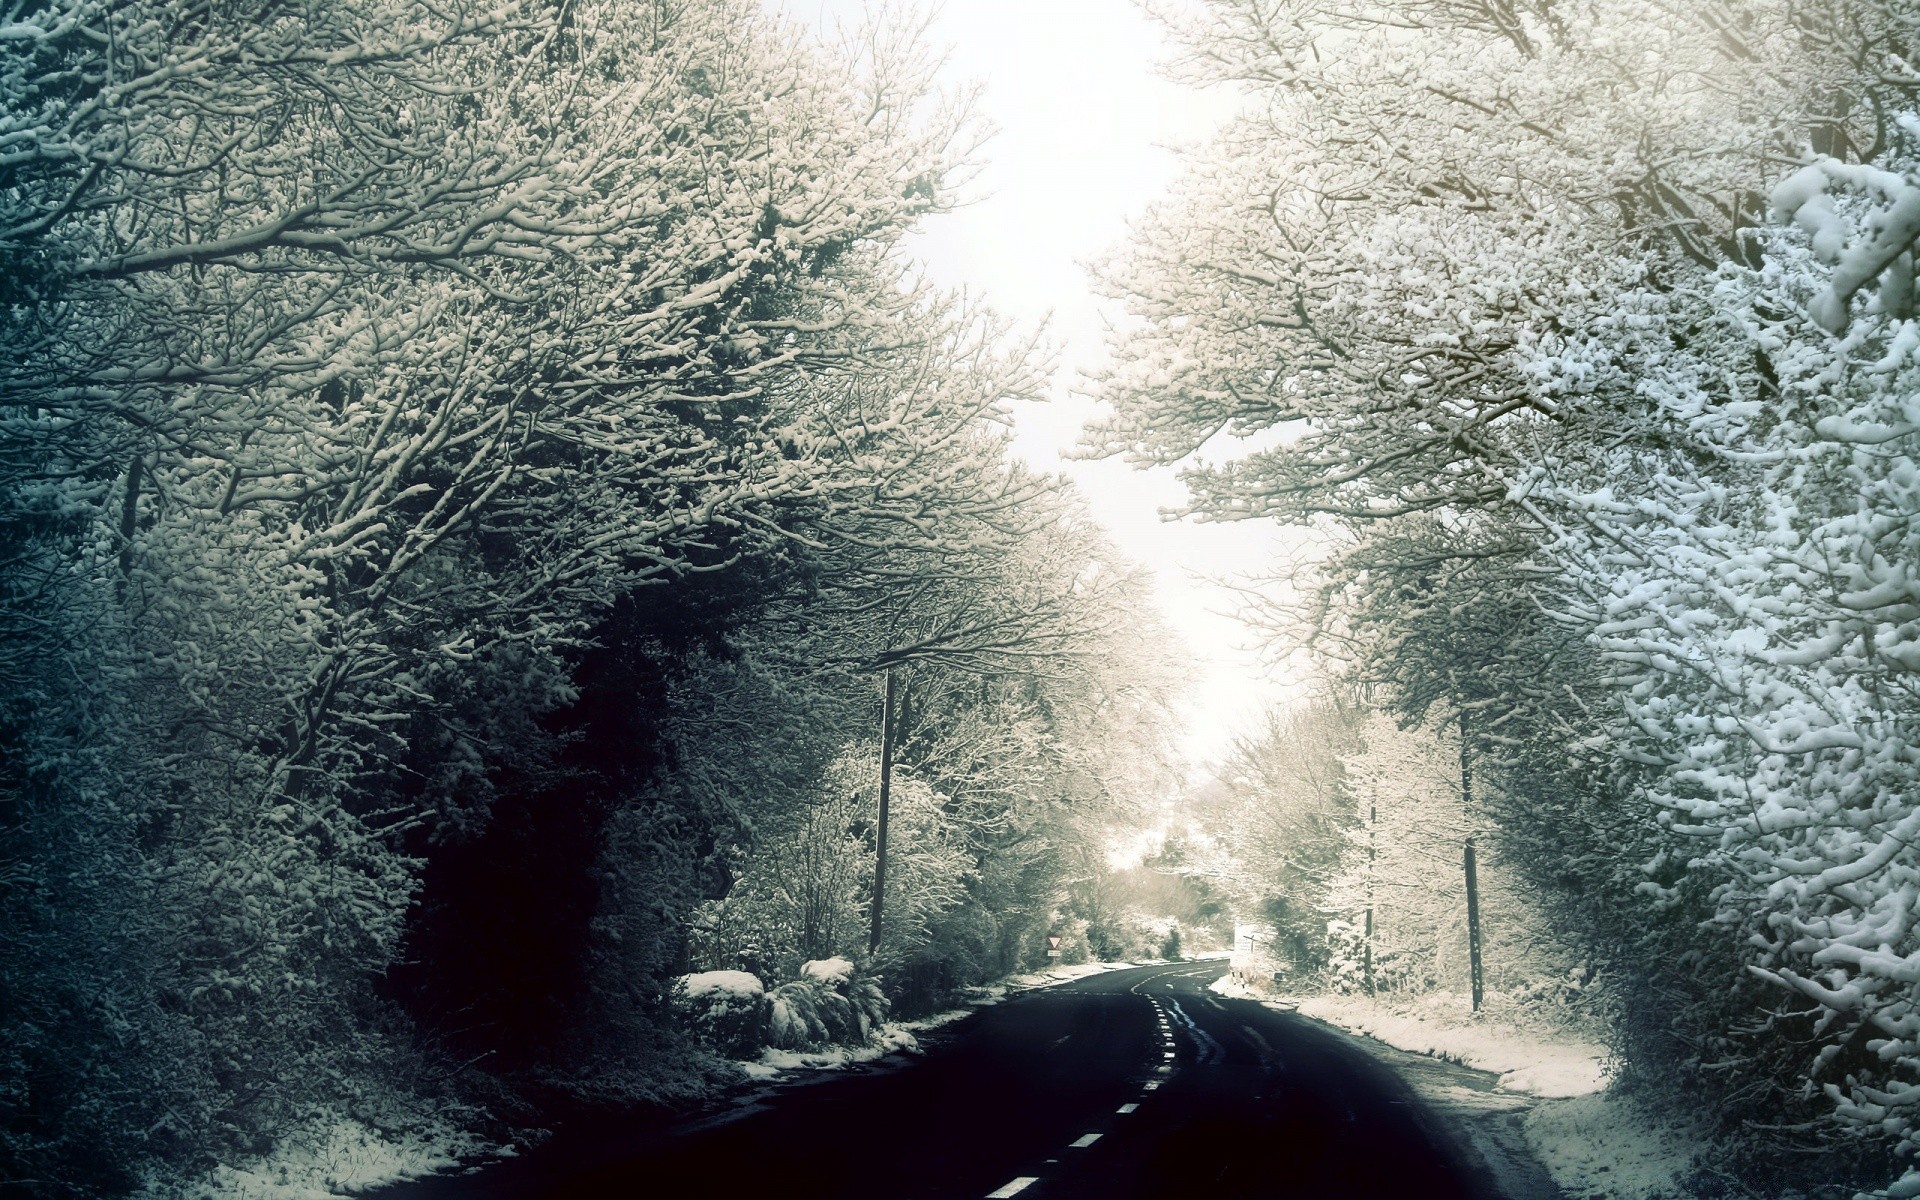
[868,669,897,955]
[1461,709,1485,1012]
[1363,787,1377,996]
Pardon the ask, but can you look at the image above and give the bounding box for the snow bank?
[1210,980,1699,1197]
[1291,992,1607,1098]
[743,1025,922,1081]
[1005,960,1137,990]
[1213,979,1697,1190]
[740,960,1137,1082]
[1211,979,1609,1100]
[1208,974,1268,1002]
[1522,1091,1696,1200]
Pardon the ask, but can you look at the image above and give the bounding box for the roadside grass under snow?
[1521,1091,1698,1200]
[145,1114,495,1200]
[1210,977,1699,1200]
[740,1024,924,1080]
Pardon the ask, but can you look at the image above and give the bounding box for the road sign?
[1046,950,1062,957]
[1048,936,1062,949]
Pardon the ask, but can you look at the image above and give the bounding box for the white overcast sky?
[797,0,1305,767]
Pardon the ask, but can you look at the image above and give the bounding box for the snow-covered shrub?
[800,956,857,989]
[766,959,889,1050]
[764,981,858,1051]
[813,958,889,1037]
[668,972,768,1060]
[1324,920,1423,996]
[1546,131,1920,1196]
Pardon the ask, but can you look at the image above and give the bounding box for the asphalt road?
[403,960,1549,1199]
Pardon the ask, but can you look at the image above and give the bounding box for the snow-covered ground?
[1211,978,1698,1199]
[1291,990,1608,1098]
[145,1115,495,1200]
[740,1024,925,1080]
[1522,1091,1696,1200]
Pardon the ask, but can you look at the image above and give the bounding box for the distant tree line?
[1096,1,1920,1194]
[0,1,1178,1192]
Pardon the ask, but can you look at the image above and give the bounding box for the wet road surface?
[390,960,1554,1199]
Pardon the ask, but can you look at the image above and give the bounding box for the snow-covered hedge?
[669,971,768,1059]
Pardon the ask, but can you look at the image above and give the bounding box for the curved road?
[400,960,1558,1199]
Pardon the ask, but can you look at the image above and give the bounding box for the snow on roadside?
[151,1115,496,1200]
[1521,1091,1696,1200]
[740,1024,922,1081]
[1004,959,1140,991]
[1209,979,1702,1199]
[1210,979,1608,1098]
[738,960,1141,1082]
[185,961,1161,1196]
[1206,973,1273,1004]
[1290,992,1608,1098]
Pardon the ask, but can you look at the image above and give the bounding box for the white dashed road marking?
[1163,998,1225,1065]
[1117,1103,1138,1113]
[987,1179,1037,1198]
[1070,1133,1102,1148]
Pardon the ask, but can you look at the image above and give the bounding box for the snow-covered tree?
[1,0,1103,1183]
[1189,696,1361,971]
[636,477,1184,1016]
[1533,136,1920,1195]
[1099,0,1920,1190]
[1326,714,1556,998]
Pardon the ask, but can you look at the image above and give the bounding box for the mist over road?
[403,960,1556,1200]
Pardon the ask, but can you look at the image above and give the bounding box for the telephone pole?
[868,669,897,955]
[1364,785,1377,997]
[1461,708,1485,1012]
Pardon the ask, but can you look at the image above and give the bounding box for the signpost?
[1046,936,1062,958]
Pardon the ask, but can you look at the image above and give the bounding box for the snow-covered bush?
[1545,130,1920,1197]
[669,972,768,1060]
[766,959,890,1050]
